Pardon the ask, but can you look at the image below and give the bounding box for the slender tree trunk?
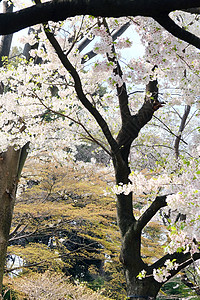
[0,1,13,95]
[0,1,13,62]
[174,105,190,159]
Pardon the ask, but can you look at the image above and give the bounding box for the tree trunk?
[0,2,18,297]
[111,75,163,299]
[0,147,21,295]
[115,169,162,299]
[125,276,161,299]
[0,1,13,95]
[0,1,13,65]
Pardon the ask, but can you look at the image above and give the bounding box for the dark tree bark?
[0,0,200,52]
[174,105,191,159]
[0,0,13,94]
[0,1,13,66]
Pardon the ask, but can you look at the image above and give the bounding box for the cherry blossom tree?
[0,1,200,299]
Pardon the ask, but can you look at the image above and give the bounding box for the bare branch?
[8,230,37,243]
[6,241,99,274]
[9,222,24,240]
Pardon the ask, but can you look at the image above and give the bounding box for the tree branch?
[81,21,130,63]
[153,115,188,145]
[150,250,200,282]
[136,195,167,232]
[154,14,200,50]
[8,229,37,243]
[43,24,119,154]
[101,17,131,124]
[116,77,161,163]
[31,90,111,156]
[1,0,200,35]
[6,241,99,273]
[174,105,190,159]
[17,142,30,179]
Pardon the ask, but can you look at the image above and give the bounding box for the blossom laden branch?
[153,115,188,145]
[100,17,131,124]
[81,21,131,64]
[43,23,119,154]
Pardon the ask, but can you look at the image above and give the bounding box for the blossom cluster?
[115,37,132,49]
[132,12,200,106]
[138,259,179,283]
[165,228,200,256]
[152,259,179,283]
[112,171,171,197]
[92,25,113,56]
